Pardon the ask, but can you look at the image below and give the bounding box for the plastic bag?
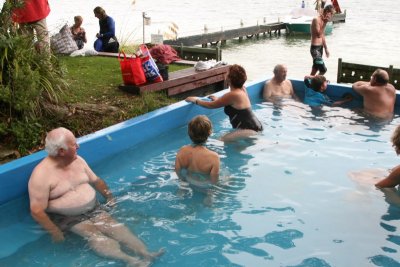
[118,51,146,86]
[139,44,163,83]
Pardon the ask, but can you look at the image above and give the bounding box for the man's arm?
[81,157,113,202]
[93,178,113,202]
[28,169,64,242]
[352,81,370,96]
[263,81,272,100]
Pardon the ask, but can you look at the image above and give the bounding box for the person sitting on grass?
[175,115,220,187]
[70,15,87,49]
[303,74,353,107]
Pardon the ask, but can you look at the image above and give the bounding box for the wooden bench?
[119,64,230,97]
[97,51,229,97]
[97,51,196,66]
[337,58,399,89]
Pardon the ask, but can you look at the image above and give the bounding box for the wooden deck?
[164,23,286,47]
[119,64,230,97]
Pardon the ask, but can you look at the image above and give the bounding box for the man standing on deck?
[352,69,396,120]
[28,127,163,266]
[310,5,334,75]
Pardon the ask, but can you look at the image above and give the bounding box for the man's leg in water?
[70,219,150,267]
[92,211,164,260]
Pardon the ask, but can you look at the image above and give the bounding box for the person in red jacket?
[11,0,51,51]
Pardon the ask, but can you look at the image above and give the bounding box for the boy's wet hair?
[311,75,327,91]
[188,115,212,144]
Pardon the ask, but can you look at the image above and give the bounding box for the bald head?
[273,64,288,82]
[45,127,74,157]
[372,69,389,85]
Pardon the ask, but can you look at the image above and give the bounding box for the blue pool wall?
[1,78,399,205]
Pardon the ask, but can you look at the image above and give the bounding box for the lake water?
[39,0,400,82]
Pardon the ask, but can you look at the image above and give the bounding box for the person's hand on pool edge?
[185,96,198,104]
[208,95,217,101]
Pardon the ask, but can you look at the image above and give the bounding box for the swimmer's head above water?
[188,115,213,144]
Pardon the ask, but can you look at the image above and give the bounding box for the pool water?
[1,98,400,266]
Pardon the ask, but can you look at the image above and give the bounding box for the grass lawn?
[55,56,189,137]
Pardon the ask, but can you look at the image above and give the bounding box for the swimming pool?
[1,84,400,266]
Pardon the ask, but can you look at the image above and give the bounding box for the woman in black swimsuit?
[186,64,262,140]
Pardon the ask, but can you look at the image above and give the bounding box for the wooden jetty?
[164,22,286,47]
[332,10,346,23]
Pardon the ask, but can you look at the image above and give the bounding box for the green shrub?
[0,2,67,153]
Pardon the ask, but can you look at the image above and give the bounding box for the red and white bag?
[138,44,163,83]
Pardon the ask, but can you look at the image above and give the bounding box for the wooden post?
[389,65,394,84]
[180,43,184,58]
[337,58,343,83]
[216,46,221,61]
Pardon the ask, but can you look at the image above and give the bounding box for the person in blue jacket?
[93,6,119,52]
[303,75,353,107]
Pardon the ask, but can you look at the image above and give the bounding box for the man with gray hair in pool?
[352,69,396,120]
[263,64,298,101]
[28,127,163,267]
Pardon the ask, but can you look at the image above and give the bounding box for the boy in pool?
[175,115,220,186]
[303,75,353,107]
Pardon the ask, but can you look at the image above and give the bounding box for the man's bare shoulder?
[284,79,293,87]
[29,157,54,187]
[387,83,396,92]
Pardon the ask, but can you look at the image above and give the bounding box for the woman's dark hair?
[228,64,247,88]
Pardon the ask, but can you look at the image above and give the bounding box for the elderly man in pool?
[28,127,163,267]
[263,64,298,101]
[352,68,396,120]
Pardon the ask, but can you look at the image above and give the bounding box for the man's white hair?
[45,127,69,157]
